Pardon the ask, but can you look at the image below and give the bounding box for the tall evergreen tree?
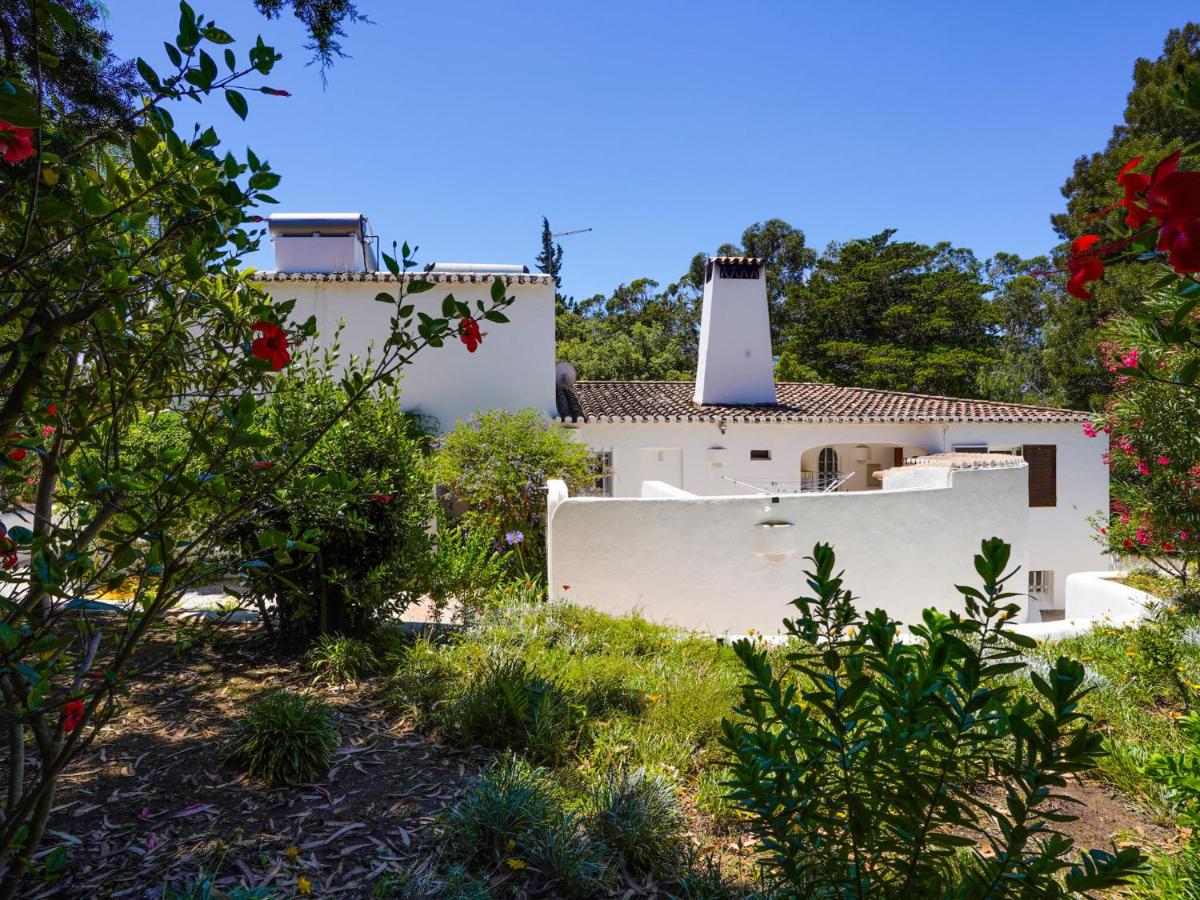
[535,216,565,290]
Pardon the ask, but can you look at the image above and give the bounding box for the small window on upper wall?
[750,449,771,461]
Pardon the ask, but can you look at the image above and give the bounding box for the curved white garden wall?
[547,465,1030,634]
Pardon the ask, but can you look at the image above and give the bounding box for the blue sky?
[108,1,1196,299]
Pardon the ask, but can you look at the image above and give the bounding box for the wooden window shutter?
[893,447,904,468]
[1023,444,1056,508]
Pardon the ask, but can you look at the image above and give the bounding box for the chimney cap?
[708,255,765,266]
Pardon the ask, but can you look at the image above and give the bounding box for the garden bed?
[31,603,1189,898]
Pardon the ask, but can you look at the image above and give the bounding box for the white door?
[639,447,683,489]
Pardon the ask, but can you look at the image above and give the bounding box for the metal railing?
[723,472,853,495]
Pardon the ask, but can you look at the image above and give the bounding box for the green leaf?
[136,58,162,90]
[406,280,434,294]
[224,89,248,120]
[374,291,396,304]
[202,25,235,44]
[483,310,510,323]
[490,278,507,302]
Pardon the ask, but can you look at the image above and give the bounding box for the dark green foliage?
[253,0,369,74]
[305,634,378,685]
[451,656,585,765]
[228,366,435,645]
[587,767,687,877]
[224,689,339,784]
[535,216,565,291]
[721,538,1147,897]
[775,231,1000,397]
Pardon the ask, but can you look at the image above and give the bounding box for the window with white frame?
[584,449,614,497]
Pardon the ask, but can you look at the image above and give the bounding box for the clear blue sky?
[108,1,1196,299]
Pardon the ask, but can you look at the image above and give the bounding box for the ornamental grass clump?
[587,767,688,878]
[224,690,339,784]
[305,634,379,686]
[721,538,1147,897]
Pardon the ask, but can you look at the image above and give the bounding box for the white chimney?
[268,212,377,273]
[694,256,775,405]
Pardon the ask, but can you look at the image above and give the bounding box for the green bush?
[450,655,584,764]
[224,689,339,784]
[721,538,1147,897]
[431,408,592,568]
[306,634,379,685]
[225,367,435,645]
[444,753,561,865]
[587,767,687,877]
[1129,606,1197,709]
[426,520,512,623]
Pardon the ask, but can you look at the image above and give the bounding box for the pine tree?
[535,217,564,290]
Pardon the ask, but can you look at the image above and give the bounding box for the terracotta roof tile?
[250,271,553,286]
[556,381,1089,424]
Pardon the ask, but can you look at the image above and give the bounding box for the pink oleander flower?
[1137,459,1151,475]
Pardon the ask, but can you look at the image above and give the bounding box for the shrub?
[431,408,592,568]
[450,655,584,764]
[443,755,609,896]
[224,690,339,784]
[721,538,1147,896]
[306,634,379,685]
[426,521,512,623]
[588,767,687,877]
[1128,605,1196,709]
[226,367,436,645]
[383,636,458,728]
[444,754,560,865]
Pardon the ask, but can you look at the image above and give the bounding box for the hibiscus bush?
[222,362,437,646]
[0,2,512,890]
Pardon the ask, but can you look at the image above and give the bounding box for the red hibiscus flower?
[0,531,16,571]
[459,317,483,353]
[62,699,85,733]
[1066,235,1104,299]
[7,433,26,462]
[1116,157,1153,228]
[250,321,291,370]
[45,403,57,416]
[1146,150,1200,273]
[0,121,35,165]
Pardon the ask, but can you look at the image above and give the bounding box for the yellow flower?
[297,875,313,895]
[505,838,516,851]
[505,858,527,871]
[646,694,662,703]
[286,846,300,862]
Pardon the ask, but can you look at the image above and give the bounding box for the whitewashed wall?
[548,465,1031,634]
[253,275,557,431]
[570,419,1108,605]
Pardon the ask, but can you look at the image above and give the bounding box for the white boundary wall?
[547,465,1030,634]
[569,420,1108,607]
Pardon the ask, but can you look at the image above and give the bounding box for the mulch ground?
[36,627,481,899]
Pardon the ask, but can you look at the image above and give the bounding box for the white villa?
[252,213,1110,632]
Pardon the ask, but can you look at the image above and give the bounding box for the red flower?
[459,317,483,353]
[7,433,26,462]
[1122,539,1135,550]
[250,321,291,370]
[0,121,35,165]
[0,532,16,570]
[1146,151,1200,273]
[62,699,84,733]
[369,493,393,503]
[1067,235,1104,299]
[45,403,57,416]
[1163,541,1177,552]
[1158,455,1172,465]
[252,460,275,470]
[1116,157,1153,228]
[1082,421,1098,438]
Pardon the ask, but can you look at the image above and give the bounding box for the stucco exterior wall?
[255,277,557,431]
[547,465,1031,634]
[569,419,1109,605]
